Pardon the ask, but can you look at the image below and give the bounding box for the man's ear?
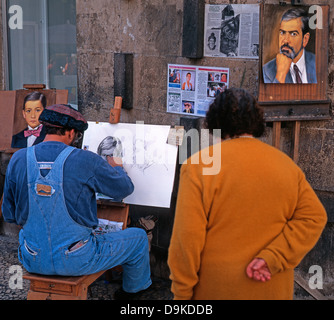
[69,129,76,139]
[22,109,26,120]
[303,32,310,48]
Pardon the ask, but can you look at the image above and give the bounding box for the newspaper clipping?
[167,64,229,117]
[204,4,259,59]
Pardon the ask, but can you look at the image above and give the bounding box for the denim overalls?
[19,146,151,292]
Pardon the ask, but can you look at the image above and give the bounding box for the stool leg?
[27,290,50,300]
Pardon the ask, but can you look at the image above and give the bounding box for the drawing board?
[82,122,178,208]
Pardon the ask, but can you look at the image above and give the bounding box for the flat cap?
[39,104,88,132]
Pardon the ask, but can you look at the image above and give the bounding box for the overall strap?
[26,146,75,184]
[26,146,40,184]
[42,146,75,183]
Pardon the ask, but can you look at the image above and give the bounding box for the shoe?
[114,286,151,300]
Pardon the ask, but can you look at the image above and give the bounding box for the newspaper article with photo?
[204,4,259,59]
[167,64,229,117]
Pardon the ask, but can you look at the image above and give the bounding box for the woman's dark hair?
[23,91,47,110]
[205,88,265,139]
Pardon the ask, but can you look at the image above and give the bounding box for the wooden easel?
[272,121,331,300]
[272,120,300,163]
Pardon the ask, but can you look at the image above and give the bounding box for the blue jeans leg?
[98,227,152,293]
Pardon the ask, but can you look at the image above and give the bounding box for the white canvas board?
[82,121,178,208]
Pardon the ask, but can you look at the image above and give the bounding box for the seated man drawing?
[2,104,152,300]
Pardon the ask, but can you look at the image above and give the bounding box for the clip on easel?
[109,96,122,124]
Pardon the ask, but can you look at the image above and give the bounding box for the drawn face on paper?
[22,100,44,129]
[97,136,123,161]
[279,17,310,61]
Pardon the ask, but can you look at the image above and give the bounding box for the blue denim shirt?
[2,141,134,228]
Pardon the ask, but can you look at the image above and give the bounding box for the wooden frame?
[258,4,330,121]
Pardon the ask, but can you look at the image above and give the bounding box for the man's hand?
[246,258,271,282]
[107,155,123,167]
[275,53,292,83]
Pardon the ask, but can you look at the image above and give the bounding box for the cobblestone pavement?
[0,234,173,300]
[2,234,332,301]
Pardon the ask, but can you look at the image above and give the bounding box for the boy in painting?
[11,91,47,148]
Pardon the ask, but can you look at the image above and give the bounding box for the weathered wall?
[75,0,334,293]
[76,0,260,123]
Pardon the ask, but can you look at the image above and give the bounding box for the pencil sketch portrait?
[97,136,123,160]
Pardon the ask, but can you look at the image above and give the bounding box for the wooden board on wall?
[258,4,330,121]
[0,91,17,151]
[0,88,68,151]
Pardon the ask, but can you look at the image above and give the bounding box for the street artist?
[2,104,151,300]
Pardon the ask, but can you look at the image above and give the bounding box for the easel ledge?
[96,200,129,230]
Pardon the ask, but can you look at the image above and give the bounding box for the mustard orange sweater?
[168,138,327,300]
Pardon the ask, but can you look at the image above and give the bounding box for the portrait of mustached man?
[262,7,317,84]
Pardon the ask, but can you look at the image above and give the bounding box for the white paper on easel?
[82,121,178,208]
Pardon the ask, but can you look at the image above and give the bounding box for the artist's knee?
[137,227,149,240]
[131,227,149,247]
[127,227,147,239]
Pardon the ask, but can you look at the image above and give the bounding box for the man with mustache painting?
[262,8,317,84]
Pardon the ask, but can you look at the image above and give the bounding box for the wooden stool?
[23,270,105,300]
